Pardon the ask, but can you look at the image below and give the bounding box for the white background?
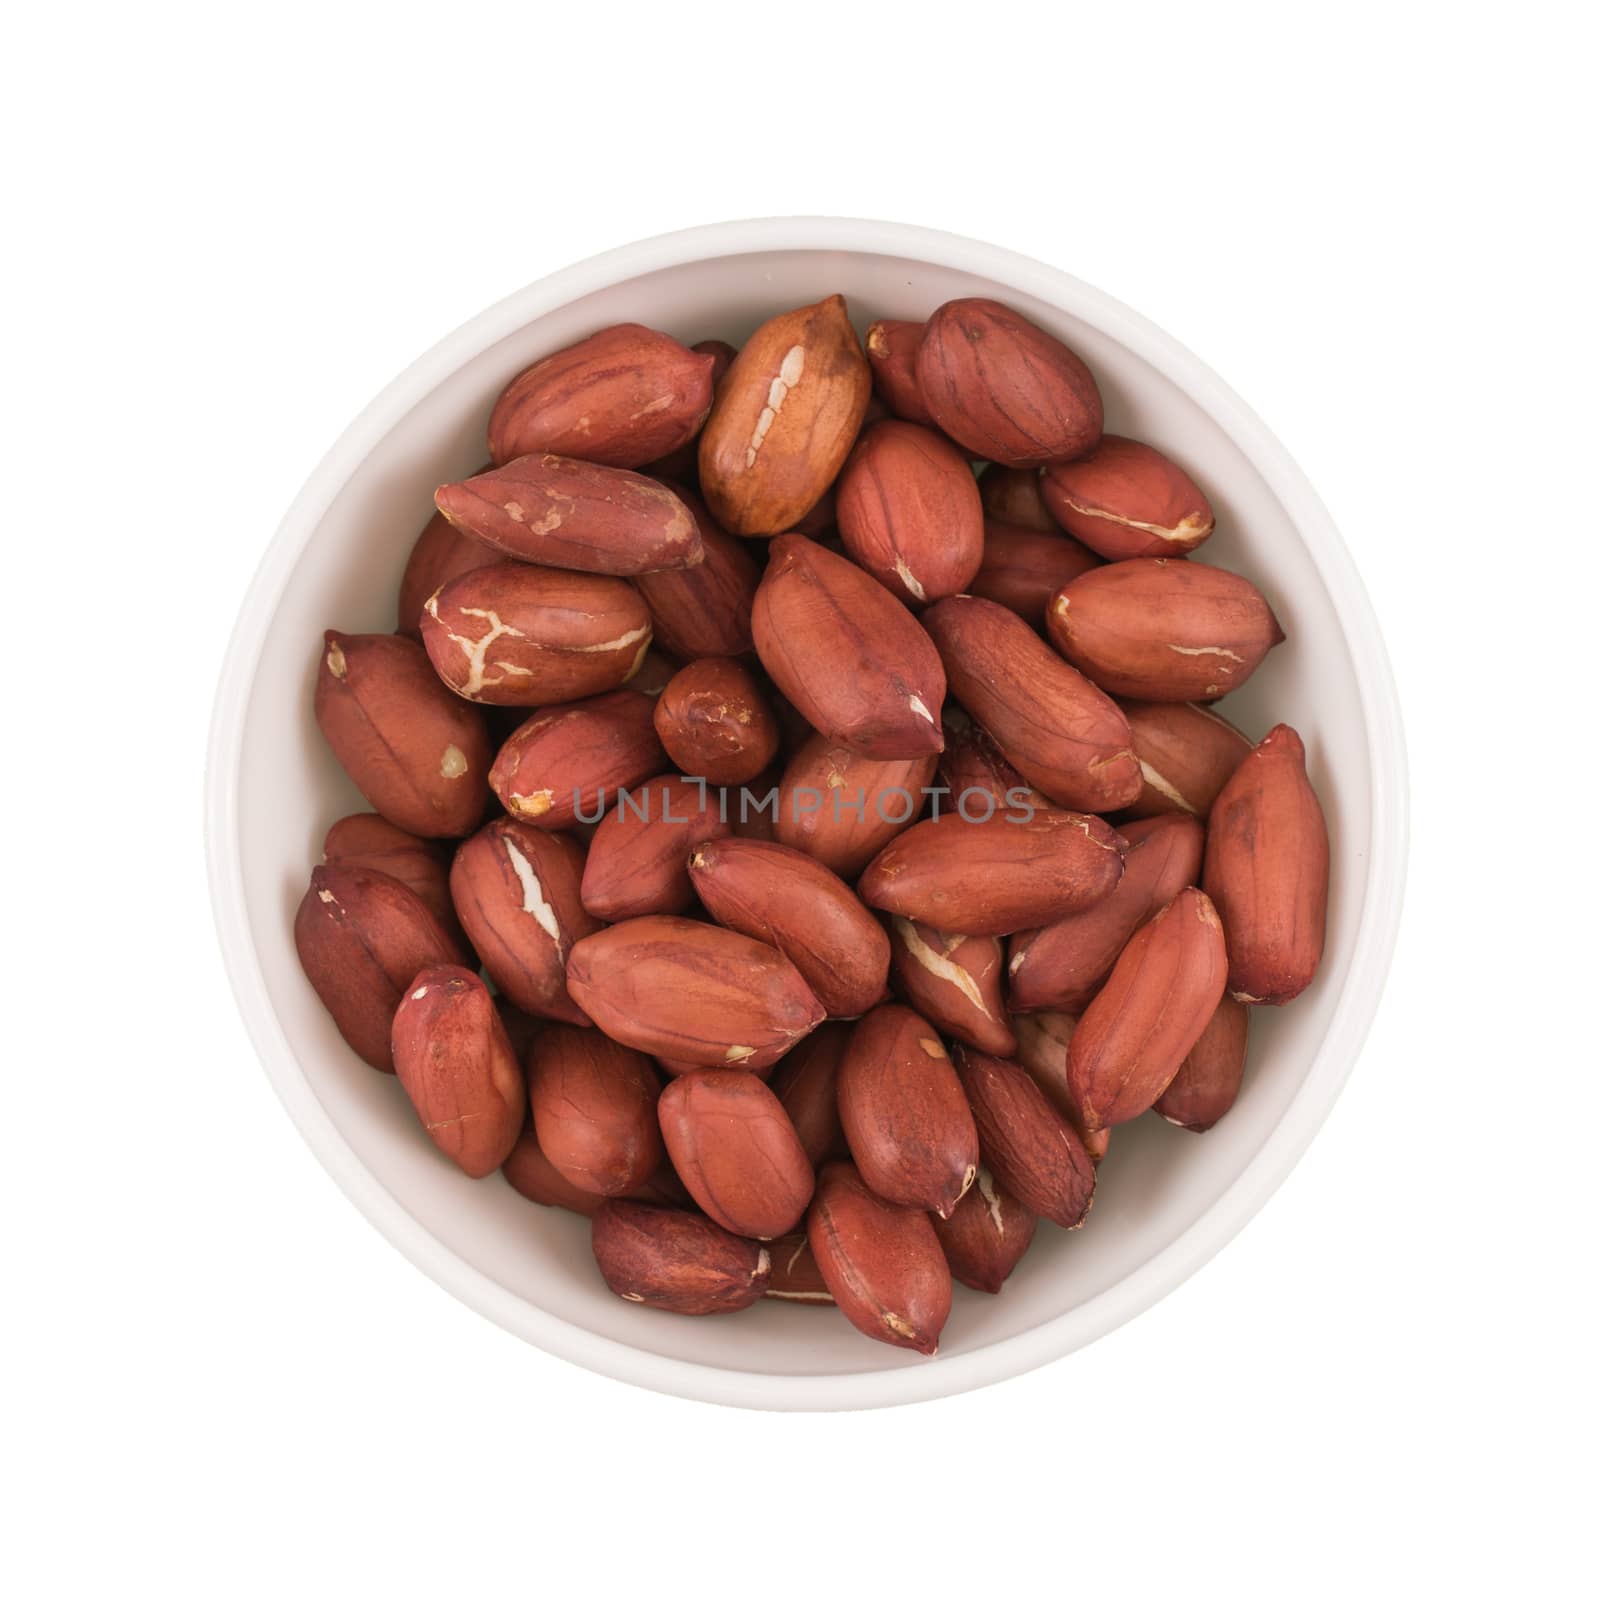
[4,3,1594,1594]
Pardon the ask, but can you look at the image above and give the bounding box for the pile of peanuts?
[294,291,1329,1356]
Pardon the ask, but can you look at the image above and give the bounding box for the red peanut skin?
[1155,994,1250,1130]
[322,813,457,940]
[969,519,1101,628]
[922,595,1141,812]
[728,767,783,843]
[494,998,541,1061]
[396,508,500,638]
[504,1135,690,1216]
[773,735,938,880]
[488,688,664,828]
[979,466,1055,533]
[627,649,679,700]
[693,338,738,386]
[293,864,467,1071]
[652,657,779,785]
[767,1022,849,1166]
[932,1167,1039,1293]
[753,535,947,760]
[864,319,935,425]
[527,1024,664,1197]
[1119,699,1253,820]
[502,1130,604,1216]
[954,1049,1097,1228]
[1066,887,1230,1130]
[565,916,826,1070]
[1041,435,1215,559]
[488,323,716,469]
[421,563,651,706]
[888,918,1015,1056]
[592,1201,770,1315]
[449,819,598,1024]
[580,775,734,920]
[657,1068,815,1238]
[858,810,1126,937]
[687,838,890,1019]
[937,706,1047,815]
[1008,813,1205,1014]
[836,1005,979,1218]
[1202,723,1329,1005]
[835,420,984,605]
[807,1162,952,1355]
[391,965,525,1178]
[632,487,760,659]
[1048,558,1285,702]
[436,455,703,575]
[698,294,871,536]
[644,342,735,480]
[1010,1012,1109,1162]
[315,631,491,839]
[916,298,1103,468]
[763,1235,835,1305]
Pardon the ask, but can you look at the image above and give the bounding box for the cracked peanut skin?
[1009,1013,1110,1164]
[922,595,1140,812]
[753,535,946,761]
[1041,434,1215,561]
[931,1166,1038,1295]
[435,454,704,575]
[762,1235,835,1306]
[888,917,1015,1057]
[391,965,525,1178]
[565,916,825,1072]
[835,419,984,606]
[449,818,596,1025]
[698,294,870,536]
[1065,887,1231,1130]
[488,322,716,471]
[915,298,1102,468]
[657,1069,815,1240]
[1047,558,1285,703]
[835,1004,979,1219]
[953,1048,1098,1229]
[1202,723,1330,1006]
[806,1162,951,1356]
[526,1025,664,1198]
[420,562,651,707]
[858,810,1126,938]
[592,1201,770,1316]
[294,863,469,1072]
[1117,698,1253,821]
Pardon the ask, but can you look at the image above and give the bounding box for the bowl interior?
[226,236,1379,1399]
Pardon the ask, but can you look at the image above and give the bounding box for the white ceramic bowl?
[206,218,1407,1410]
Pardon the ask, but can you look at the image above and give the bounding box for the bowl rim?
[205,216,1408,1410]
